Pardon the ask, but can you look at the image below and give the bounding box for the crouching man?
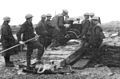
[86,16,105,65]
[1,17,19,67]
[88,17,105,49]
[17,14,44,70]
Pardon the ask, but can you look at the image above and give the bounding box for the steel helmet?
[41,14,46,18]
[25,14,33,19]
[63,9,68,14]
[3,16,10,21]
[84,12,89,16]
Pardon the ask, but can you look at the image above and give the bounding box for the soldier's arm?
[35,22,42,35]
[16,24,26,41]
[95,26,105,39]
[81,21,90,37]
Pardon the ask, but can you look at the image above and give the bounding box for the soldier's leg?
[87,42,102,65]
[2,45,14,67]
[33,41,44,61]
[45,37,52,48]
[4,53,15,67]
[4,54,10,64]
[91,40,103,63]
[38,37,46,49]
[26,44,33,69]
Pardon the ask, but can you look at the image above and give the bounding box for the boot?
[6,62,15,67]
[4,56,14,67]
[9,61,14,65]
[26,55,31,70]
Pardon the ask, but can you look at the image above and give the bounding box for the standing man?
[35,14,48,49]
[79,13,91,58]
[80,13,90,42]
[86,16,105,64]
[51,9,69,35]
[57,9,69,35]
[45,14,54,47]
[17,14,44,70]
[45,14,53,36]
[50,10,69,47]
[1,17,18,67]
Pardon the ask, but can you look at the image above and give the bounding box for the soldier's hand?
[35,35,39,39]
[19,41,25,44]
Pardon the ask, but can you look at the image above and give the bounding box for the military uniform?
[1,17,19,67]
[35,19,48,49]
[57,14,66,35]
[81,19,91,42]
[86,18,105,65]
[17,18,44,68]
[49,10,69,47]
[45,19,55,47]
[51,14,67,47]
[88,24,104,48]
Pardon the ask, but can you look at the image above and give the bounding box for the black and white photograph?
[0,0,120,79]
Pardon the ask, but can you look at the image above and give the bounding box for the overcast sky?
[0,0,120,25]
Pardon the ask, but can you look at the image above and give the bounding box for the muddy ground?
[0,51,120,79]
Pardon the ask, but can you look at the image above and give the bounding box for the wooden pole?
[0,35,39,54]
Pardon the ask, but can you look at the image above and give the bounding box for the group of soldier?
[0,9,105,70]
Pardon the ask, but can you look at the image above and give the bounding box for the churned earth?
[0,51,120,79]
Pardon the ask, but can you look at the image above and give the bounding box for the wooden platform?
[42,39,83,68]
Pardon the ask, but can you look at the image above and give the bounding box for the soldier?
[88,17,105,48]
[17,14,44,70]
[50,10,69,47]
[1,17,18,67]
[45,14,54,48]
[85,17,105,65]
[52,9,69,35]
[80,13,90,44]
[45,14,53,35]
[35,14,48,49]
[58,9,69,35]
